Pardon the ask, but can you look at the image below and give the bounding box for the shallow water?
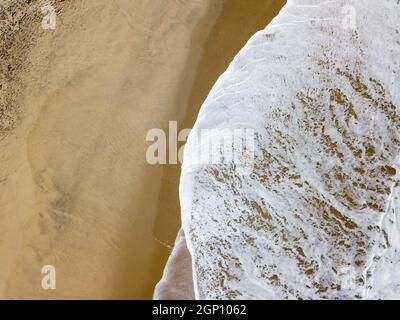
[181,0,400,299]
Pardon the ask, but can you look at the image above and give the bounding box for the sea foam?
[180,0,400,299]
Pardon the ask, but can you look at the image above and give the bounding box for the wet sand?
[153,0,286,299]
[0,0,285,299]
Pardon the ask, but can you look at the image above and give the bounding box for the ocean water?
[181,0,400,299]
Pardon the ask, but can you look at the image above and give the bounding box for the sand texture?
[0,0,285,299]
[0,0,221,299]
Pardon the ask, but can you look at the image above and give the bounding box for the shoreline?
[0,0,285,299]
[154,0,286,299]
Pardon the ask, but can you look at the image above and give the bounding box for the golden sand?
[0,0,285,299]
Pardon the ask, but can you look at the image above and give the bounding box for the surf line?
[152,304,186,318]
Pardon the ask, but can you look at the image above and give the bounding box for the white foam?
[153,229,195,300]
[181,0,400,299]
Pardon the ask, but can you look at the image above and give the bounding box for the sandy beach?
[0,0,285,299]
